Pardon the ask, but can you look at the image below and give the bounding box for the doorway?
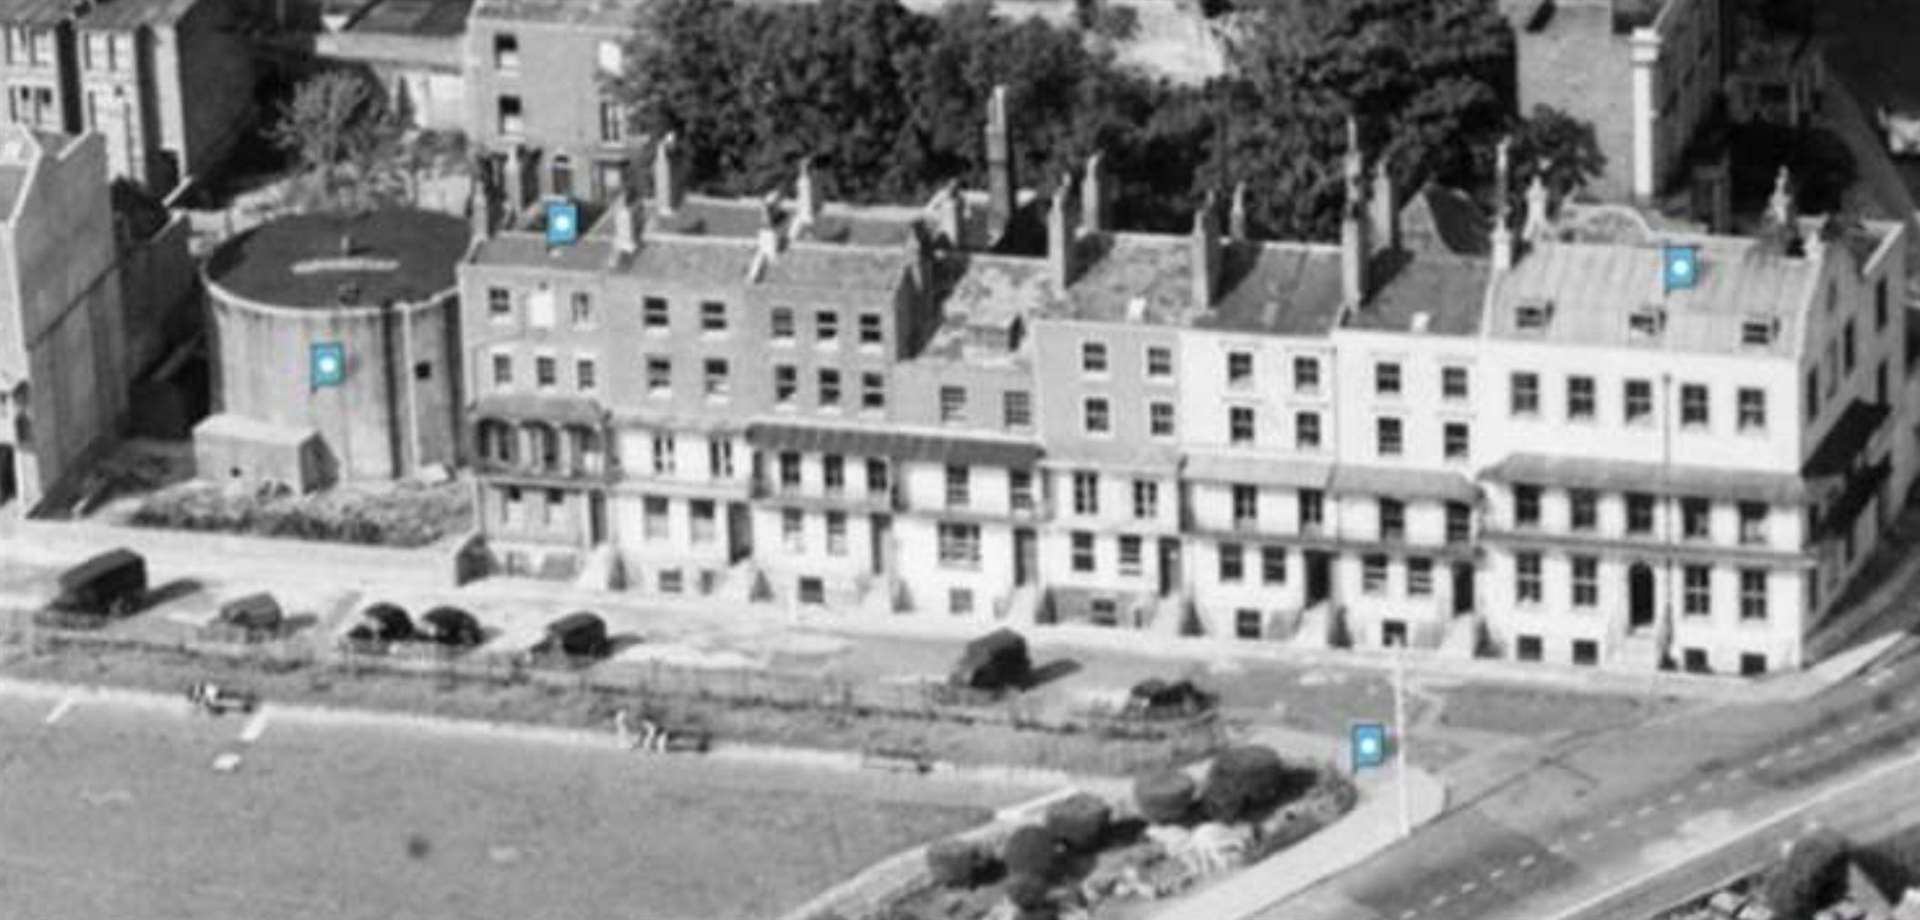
[550,154,574,199]
[1157,538,1181,596]
[1305,552,1333,605]
[1628,562,1656,631]
[869,514,891,575]
[587,492,606,544]
[1014,527,1036,586]
[1451,562,1475,615]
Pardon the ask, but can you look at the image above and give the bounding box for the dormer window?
[1514,300,1553,331]
[1629,306,1665,339]
[1740,317,1778,347]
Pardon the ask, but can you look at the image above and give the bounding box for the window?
[859,313,883,345]
[1262,546,1287,584]
[1299,490,1324,531]
[1082,342,1108,374]
[1147,346,1173,378]
[598,99,625,142]
[1083,398,1111,434]
[1408,557,1433,596]
[1844,320,1857,374]
[1010,470,1035,512]
[1236,609,1263,640]
[1073,472,1100,515]
[568,292,594,326]
[1572,640,1599,667]
[778,452,801,487]
[1515,485,1541,527]
[949,589,975,615]
[1681,564,1712,614]
[1737,388,1766,431]
[1149,401,1176,437]
[817,369,841,407]
[773,366,798,403]
[1571,556,1598,607]
[1376,417,1403,457]
[1230,407,1256,445]
[1228,352,1254,386]
[865,459,889,494]
[1232,485,1259,526]
[1442,366,1468,400]
[1132,480,1158,519]
[1516,553,1543,603]
[1739,569,1768,621]
[862,373,886,410]
[493,33,520,70]
[643,297,669,328]
[815,311,838,343]
[642,496,669,539]
[1362,555,1388,594]
[496,95,523,135]
[1680,384,1709,427]
[415,361,433,381]
[1626,493,1655,534]
[938,523,981,568]
[1625,379,1652,423]
[1378,499,1405,541]
[1682,498,1711,539]
[690,500,717,544]
[708,440,734,478]
[1446,502,1472,544]
[1118,536,1143,576]
[1071,532,1096,572]
[1741,318,1775,347]
[822,455,845,494]
[575,358,597,392]
[1295,412,1321,449]
[535,356,557,388]
[1003,390,1032,429]
[646,357,671,394]
[491,353,513,386]
[1090,598,1119,626]
[945,465,970,508]
[1293,356,1320,392]
[1510,373,1540,415]
[1219,543,1245,582]
[1444,422,1470,460]
[798,577,825,605]
[1740,654,1768,676]
[825,512,848,556]
[488,287,513,317]
[84,32,108,70]
[940,386,967,423]
[1739,502,1767,545]
[1806,368,1820,421]
[771,308,795,341]
[1630,307,1665,338]
[700,301,727,332]
[649,433,676,474]
[527,285,556,328]
[1567,376,1596,420]
[1517,635,1544,661]
[1877,278,1890,331]
[782,509,804,552]
[703,359,730,398]
[1569,490,1598,531]
[1375,362,1402,395]
[1515,302,1552,330]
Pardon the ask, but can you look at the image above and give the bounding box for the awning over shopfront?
[1482,453,1807,504]
[744,422,1043,468]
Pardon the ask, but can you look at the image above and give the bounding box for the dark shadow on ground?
[1021,658,1082,691]
[144,578,205,609]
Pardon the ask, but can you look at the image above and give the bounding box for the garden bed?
[118,478,472,548]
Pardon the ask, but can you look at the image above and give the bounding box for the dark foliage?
[1002,825,1065,881]
[1043,793,1113,853]
[925,837,995,888]
[1202,744,1289,823]
[1762,830,1851,919]
[1004,872,1056,911]
[1133,769,1197,825]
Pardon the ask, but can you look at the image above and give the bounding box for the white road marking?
[238,711,271,744]
[1814,734,1836,746]
[1519,855,1539,868]
[1577,831,1596,843]
[1757,755,1777,768]
[1430,894,1449,909]
[1874,712,1893,724]
[1460,882,1477,895]
[1786,744,1806,757]
[1488,868,1506,881]
[1547,842,1567,854]
[1695,779,1715,793]
[1400,911,1418,920]
[1606,817,1625,829]
[1668,792,1686,805]
[1846,722,1865,735]
[42,698,76,725]
[1636,805,1656,818]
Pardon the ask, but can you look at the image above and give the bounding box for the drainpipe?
[1660,372,1676,667]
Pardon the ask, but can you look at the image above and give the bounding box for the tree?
[1763,830,1851,919]
[1490,104,1607,212]
[268,69,401,209]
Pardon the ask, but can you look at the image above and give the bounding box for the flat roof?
[206,209,469,309]
[348,0,473,34]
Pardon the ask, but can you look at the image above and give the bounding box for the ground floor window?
[1739,569,1769,621]
[1261,546,1286,585]
[798,577,825,605]
[1516,635,1543,661]
[1571,639,1599,666]
[1362,554,1388,594]
[658,568,684,594]
[1235,609,1261,640]
[948,588,974,616]
[1740,653,1768,676]
[1382,620,1407,648]
[1090,597,1118,627]
[1683,648,1709,673]
[1406,557,1432,597]
[1515,553,1543,604]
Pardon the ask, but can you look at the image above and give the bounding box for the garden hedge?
[1763,829,1851,919]
[1044,793,1112,852]
[924,837,993,888]
[1004,872,1055,911]
[1203,744,1289,823]
[1133,769,1197,825]
[1002,825,1064,881]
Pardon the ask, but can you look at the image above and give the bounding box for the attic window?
[1629,306,1666,339]
[1514,301,1554,331]
[1740,317,1779,347]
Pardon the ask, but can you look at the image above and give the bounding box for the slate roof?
[1054,232,1195,324]
[1198,242,1347,335]
[757,243,909,292]
[1347,253,1490,336]
[469,0,640,28]
[347,0,473,35]
[468,232,758,288]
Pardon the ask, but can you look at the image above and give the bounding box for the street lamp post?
[1393,637,1412,838]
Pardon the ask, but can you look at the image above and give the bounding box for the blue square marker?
[1662,244,1699,292]
[545,200,579,247]
[1351,722,1388,770]
[311,342,345,389]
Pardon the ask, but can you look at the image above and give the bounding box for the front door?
[1157,538,1181,596]
[1628,562,1656,630]
[1014,527,1036,585]
[0,444,13,505]
[1451,562,1475,615]
[587,492,606,544]
[869,514,891,575]
[1306,552,1333,604]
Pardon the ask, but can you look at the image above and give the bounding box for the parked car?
[186,680,258,716]
[949,628,1031,692]
[344,603,414,645]
[419,606,483,648]
[1124,678,1215,719]
[533,611,610,659]
[216,592,283,639]
[48,548,147,618]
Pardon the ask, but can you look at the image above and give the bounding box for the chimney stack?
[795,156,820,236]
[1340,115,1370,308]
[984,85,1015,241]
[756,198,782,261]
[1047,174,1074,288]
[1081,152,1107,233]
[504,144,527,216]
[467,170,499,240]
[1491,137,1515,272]
[652,132,682,216]
[612,190,638,258]
[1522,170,1552,244]
[1229,182,1248,241]
[1370,158,1397,253]
[1191,191,1221,311]
[931,181,966,247]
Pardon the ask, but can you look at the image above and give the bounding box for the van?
[50,549,147,617]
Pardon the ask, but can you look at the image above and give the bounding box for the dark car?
[49,548,147,617]
[532,611,610,659]
[345,603,414,645]
[1125,678,1215,719]
[949,628,1031,692]
[419,606,483,648]
[216,592,284,638]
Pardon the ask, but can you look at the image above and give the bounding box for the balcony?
[474,453,618,484]
[753,478,904,511]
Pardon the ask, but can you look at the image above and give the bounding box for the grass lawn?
[1430,683,1681,736]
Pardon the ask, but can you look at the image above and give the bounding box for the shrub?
[1004,872,1055,911]
[1763,829,1851,918]
[1002,825,1064,881]
[1203,745,1288,823]
[1045,793,1113,853]
[925,837,992,889]
[1134,769,1197,825]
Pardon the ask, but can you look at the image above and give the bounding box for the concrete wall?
[156,0,254,186]
[116,212,196,378]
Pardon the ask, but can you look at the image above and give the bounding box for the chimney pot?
[652,132,681,216]
[1229,182,1248,241]
[1491,137,1516,271]
[1048,174,1073,287]
[1191,191,1220,311]
[984,85,1015,242]
[1081,152,1107,233]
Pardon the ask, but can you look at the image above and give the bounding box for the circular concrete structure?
[202,209,468,483]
